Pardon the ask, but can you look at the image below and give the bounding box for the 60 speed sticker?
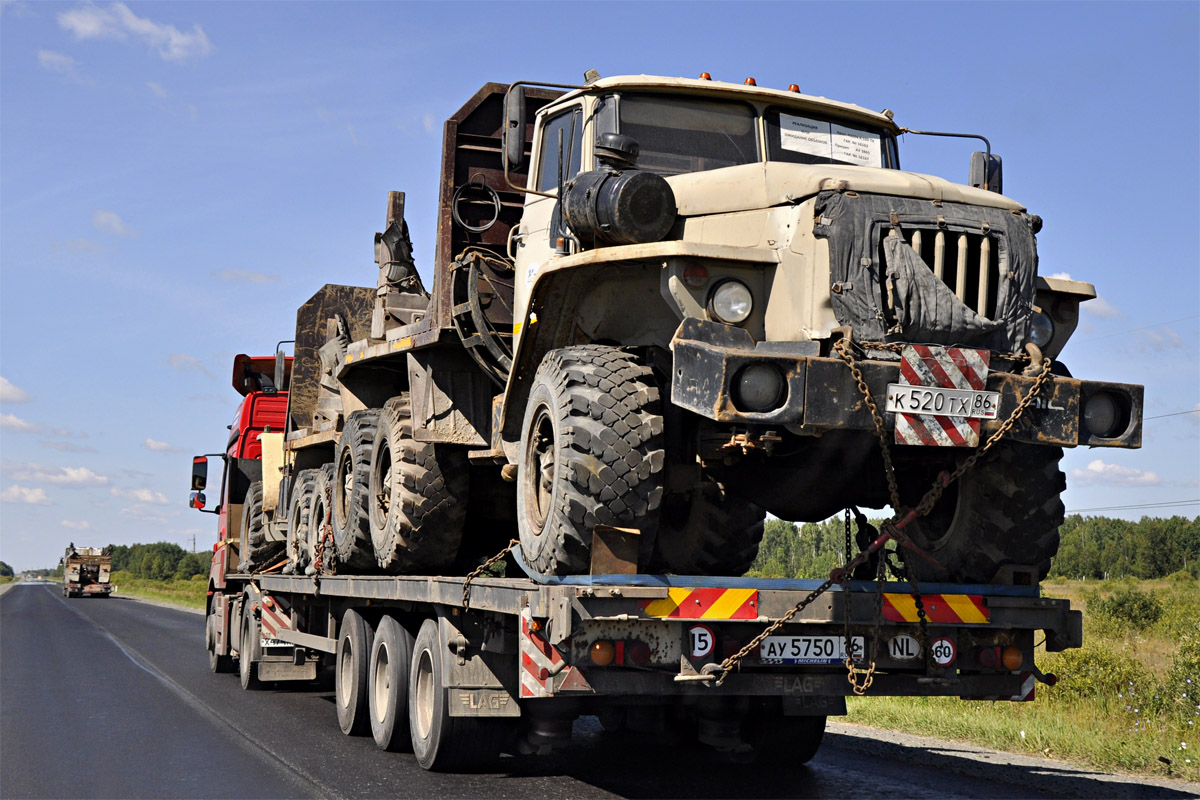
[930,636,956,666]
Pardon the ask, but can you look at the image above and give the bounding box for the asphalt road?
[1,582,1196,800]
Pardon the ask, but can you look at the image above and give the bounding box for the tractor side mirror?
[504,85,527,173]
[191,456,208,491]
[970,151,1003,194]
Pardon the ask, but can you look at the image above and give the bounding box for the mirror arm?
[899,128,993,189]
[503,80,596,199]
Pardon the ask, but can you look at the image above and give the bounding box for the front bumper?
[670,319,1143,449]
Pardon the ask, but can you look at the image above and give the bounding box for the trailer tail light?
[590,640,615,666]
[627,641,651,665]
[589,639,652,666]
[1002,646,1023,670]
[975,645,1024,670]
[976,646,1000,668]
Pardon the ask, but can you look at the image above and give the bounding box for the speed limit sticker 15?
[930,637,956,666]
[688,624,715,659]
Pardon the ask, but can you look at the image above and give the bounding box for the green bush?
[1042,642,1153,701]
[1162,633,1200,727]
[1090,584,1164,629]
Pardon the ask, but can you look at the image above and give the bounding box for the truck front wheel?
[901,443,1065,584]
[517,346,665,577]
[368,395,468,573]
[238,611,260,690]
[207,604,234,673]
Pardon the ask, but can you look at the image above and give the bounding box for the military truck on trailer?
[61,545,112,598]
[191,72,1142,769]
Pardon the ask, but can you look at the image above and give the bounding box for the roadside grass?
[846,576,1200,783]
[0,576,15,586]
[111,571,207,609]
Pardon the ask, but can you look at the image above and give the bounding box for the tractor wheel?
[333,411,380,571]
[368,395,469,573]
[284,469,319,574]
[901,443,1065,584]
[517,345,664,577]
[653,483,766,576]
[239,481,270,573]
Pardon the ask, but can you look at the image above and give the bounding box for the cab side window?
[536,107,583,192]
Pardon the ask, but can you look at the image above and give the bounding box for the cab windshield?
[604,92,895,176]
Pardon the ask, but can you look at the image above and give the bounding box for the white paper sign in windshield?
[779,114,881,167]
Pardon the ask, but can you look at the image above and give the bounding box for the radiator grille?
[881,227,1001,319]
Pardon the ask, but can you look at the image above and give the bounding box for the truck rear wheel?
[517,346,664,576]
[336,609,374,736]
[368,396,468,573]
[333,411,380,571]
[285,469,319,574]
[653,483,765,576]
[368,615,414,751]
[901,443,1065,584]
[409,618,507,771]
[238,611,260,690]
[207,605,234,673]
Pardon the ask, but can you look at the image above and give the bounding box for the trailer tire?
[517,346,664,577]
[336,609,375,736]
[653,483,765,576]
[901,443,1065,583]
[333,411,380,571]
[285,469,319,573]
[207,604,234,673]
[409,618,507,771]
[239,610,260,690]
[753,713,825,764]
[368,615,414,751]
[369,395,468,573]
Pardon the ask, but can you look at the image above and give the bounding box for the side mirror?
[504,85,527,173]
[274,349,286,391]
[191,456,208,491]
[189,491,206,510]
[970,151,1003,194]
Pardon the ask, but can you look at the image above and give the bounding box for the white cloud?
[1070,459,1161,487]
[143,437,181,453]
[41,441,98,454]
[1,413,43,433]
[1048,272,1073,281]
[423,113,436,134]
[119,505,172,523]
[6,463,108,487]
[93,209,136,237]
[0,377,31,403]
[1132,328,1187,354]
[1,485,52,505]
[58,2,213,63]
[37,50,86,82]
[61,520,91,530]
[347,123,359,146]
[213,268,278,284]
[146,81,168,98]
[1081,296,1120,318]
[168,353,211,376]
[111,487,169,505]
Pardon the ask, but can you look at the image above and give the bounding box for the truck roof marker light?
[699,72,712,80]
[744,77,757,86]
[788,84,800,93]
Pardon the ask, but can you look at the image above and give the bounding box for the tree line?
[747,515,1200,581]
[106,542,209,581]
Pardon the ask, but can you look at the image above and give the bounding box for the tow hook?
[1030,664,1058,687]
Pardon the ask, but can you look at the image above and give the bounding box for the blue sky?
[1,1,1197,572]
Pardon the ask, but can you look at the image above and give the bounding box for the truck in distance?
[61,545,113,598]
[190,70,1142,770]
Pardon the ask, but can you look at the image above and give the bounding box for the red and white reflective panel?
[892,345,991,447]
[519,608,564,698]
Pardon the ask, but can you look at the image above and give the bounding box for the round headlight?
[1029,310,1054,348]
[709,280,753,325]
[1084,391,1121,438]
[734,364,786,412]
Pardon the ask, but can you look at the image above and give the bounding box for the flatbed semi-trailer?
[205,563,1079,768]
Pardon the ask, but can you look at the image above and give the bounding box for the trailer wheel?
[368,615,415,751]
[333,411,380,571]
[409,618,507,771]
[285,469,319,574]
[901,443,1065,583]
[238,611,261,690]
[653,482,765,576]
[517,346,664,576]
[751,714,825,764]
[207,604,234,673]
[369,395,469,573]
[336,609,375,736]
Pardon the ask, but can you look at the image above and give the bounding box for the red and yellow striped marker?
[882,593,989,624]
[639,588,759,620]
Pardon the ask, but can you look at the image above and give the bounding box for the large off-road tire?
[368,615,415,752]
[517,346,665,577]
[368,396,469,573]
[238,481,267,573]
[284,469,319,574]
[901,443,1065,584]
[409,619,508,771]
[336,609,375,736]
[207,604,234,673]
[308,465,335,574]
[333,411,380,571]
[653,482,766,576]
